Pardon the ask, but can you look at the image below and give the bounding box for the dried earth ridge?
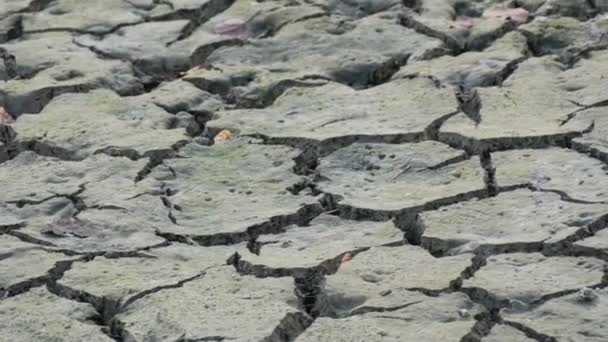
[2,0,608,341]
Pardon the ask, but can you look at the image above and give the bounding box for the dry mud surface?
[2,0,608,341]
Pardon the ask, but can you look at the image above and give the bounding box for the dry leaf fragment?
[42,217,96,238]
[214,18,246,34]
[213,18,255,40]
[213,129,232,144]
[337,252,353,269]
[177,64,213,78]
[0,107,14,125]
[213,18,247,36]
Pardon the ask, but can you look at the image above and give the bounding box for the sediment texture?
[2,0,608,341]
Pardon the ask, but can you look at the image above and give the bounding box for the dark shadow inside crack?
[166,0,238,44]
[187,59,438,111]
[453,1,483,18]
[503,320,558,342]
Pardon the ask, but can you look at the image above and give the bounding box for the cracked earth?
[2,0,608,341]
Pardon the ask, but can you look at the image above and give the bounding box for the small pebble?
[576,287,598,303]
[379,289,392,297]
[458,309,470,318]
[360,273,381,283]
[193,136,211,146]
[509,299,528,312]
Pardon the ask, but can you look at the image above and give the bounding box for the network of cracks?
[2,0,608,341]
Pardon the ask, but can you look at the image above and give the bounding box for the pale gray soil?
[2,0,608,341]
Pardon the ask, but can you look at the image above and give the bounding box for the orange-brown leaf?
[213,129,232,143]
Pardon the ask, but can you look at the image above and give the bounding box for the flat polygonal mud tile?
[493,148,608,203]
[515,0,550,12]
[503,289,608,341]
[399,47,608,150]
[0,287,113,342]
[401,0,519,52]
[114,266,309,341]
[555,49,608,108]
[322,245,472,315]
[0,205,24,232]
[297,291,483,342]
[0,233,45,255]
[575,229,608,251]
[131,0,232,18]
[440,57,594,144]
[520,15,608,59]
[0,33,141,115]
[393,31,528,88]
[562,50,608,160]
[167,0,220,10]
[0,234,74,296]
[532,0,608,19]
[482,324,535,342]
[317,142,483,212]
[463,253,606,304]
[0,152,153,202]
[240,0,328,36]
[240,214,403,269]
[207,77,457,141]
[22,0,147,33]
[173,0,326,62]
[152,141,321,240]
[13,89,189,159]
[1,250,70,296]
[573,107,608,163]
[67,197,171,248]
[185,14,446,106]
[1,0,32,18]
[420,189,608,254]
[74,20,191,75]
[550,49,608,157]
[134,79,223,115]
[0,234,42,254]
[0,153,171,252]
[309,0,402,18]
[7,196,169,253]
[58,243,244,306]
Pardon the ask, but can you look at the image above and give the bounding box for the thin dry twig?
[390,153,418,182]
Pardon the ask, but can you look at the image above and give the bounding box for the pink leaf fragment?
[214,18,246,34]
[43,217,97,238]
[337,252,353,269]
[0,107,14,125]
[176,63,224,78]
[213,18,253,40]
[482,7,529,24]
